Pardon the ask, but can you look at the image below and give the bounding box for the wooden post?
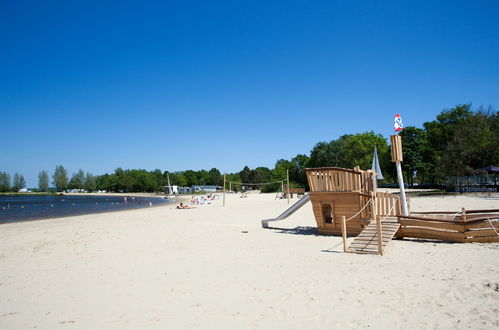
[341,216,348,252]
[223,173,226,208]
[229,182,232,192]
[390,135,408,216]
[376,215,383,255]
[461,208,467,221]
[286,170,290,205]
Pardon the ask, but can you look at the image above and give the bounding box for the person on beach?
[177,203,195,209]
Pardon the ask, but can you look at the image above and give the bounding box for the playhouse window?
[322,204,334,224]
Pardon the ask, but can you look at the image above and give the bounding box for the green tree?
[208,168,223,186]
[225,173,241,192]
[152,169,166,188]
[196,169,210,185]
[0,172,11,192]
[423,104,473,183]
[38,170,49,192]
[443,107,498,180]
[289,154,310,187]
[84,172,97,192]
[251,167,272,184]
[400,126,426,186]
[308,137,346,168]
[183,170,198,186]
[68,169,85,189]
[96,173,119,192]
[169,172,188,187]
[52,165,68,191]
[239,166,251,183]
[13,173,26,191]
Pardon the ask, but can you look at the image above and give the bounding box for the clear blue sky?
[1,1,498,187]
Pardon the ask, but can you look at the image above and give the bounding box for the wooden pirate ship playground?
[262,135,499,255]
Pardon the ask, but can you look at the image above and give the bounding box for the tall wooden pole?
[286,169,290,205]
[390,135,408,216]
[223,173,226,208]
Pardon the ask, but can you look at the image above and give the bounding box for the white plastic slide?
[261,194,310,228]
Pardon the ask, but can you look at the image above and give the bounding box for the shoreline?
[0,194,179,225]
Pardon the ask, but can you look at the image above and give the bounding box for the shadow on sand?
[265,226,320,236]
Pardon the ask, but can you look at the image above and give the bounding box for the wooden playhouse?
[304,166,498,254]
[305,166,400,236]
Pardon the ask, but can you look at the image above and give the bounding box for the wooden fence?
[306,167,375,194]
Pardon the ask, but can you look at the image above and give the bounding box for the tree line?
[2,104,496,193]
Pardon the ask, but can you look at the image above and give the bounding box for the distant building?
[162,185,178,194]
[177,187,191,194]
[190,185,221,193]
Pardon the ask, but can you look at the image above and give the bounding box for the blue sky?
[1,1,498,187]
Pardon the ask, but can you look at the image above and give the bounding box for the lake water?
[0,195,172,224]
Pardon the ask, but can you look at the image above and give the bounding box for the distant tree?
[183,170,198,186]
[239,166,251,183]
[84,172,96,192]
[208,168,223,186]
[13,173,26,191]
[400,126,426,187]
[152,169,166,188]
[423,104,473,183]
[68,169,85,189]
[196,169,210,185]
[96,173,119,192]
[169,172,187,187]
[251,167,272,184]
[442,107,498,180]
[308,138,346,168]
[38,170,49,192]
[0,172,11,192]
[289,154,310,187]
[52,165,68,191]
[225,173,241,192]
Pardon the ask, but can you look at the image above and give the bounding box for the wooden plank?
[464,236,499,243]
[465,221,499,230]
[463,229,498,238]
[398,227,465,242]
[398,214,497,223]
[398,219,465,231]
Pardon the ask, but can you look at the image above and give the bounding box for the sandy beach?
[0,193,498,329]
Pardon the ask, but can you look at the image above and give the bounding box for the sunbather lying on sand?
[176,203,196,209]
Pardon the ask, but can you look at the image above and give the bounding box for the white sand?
[0,193,498,329]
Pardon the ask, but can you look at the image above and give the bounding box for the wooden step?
[346,217,400,255]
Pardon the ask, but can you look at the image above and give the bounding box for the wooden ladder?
[343,217,400,255]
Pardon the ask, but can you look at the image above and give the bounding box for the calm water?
[0,195,172,224]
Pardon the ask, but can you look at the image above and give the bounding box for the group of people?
[191,193,217,205]
[177,193,219,209]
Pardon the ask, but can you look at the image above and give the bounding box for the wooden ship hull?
[305,166,499,246]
